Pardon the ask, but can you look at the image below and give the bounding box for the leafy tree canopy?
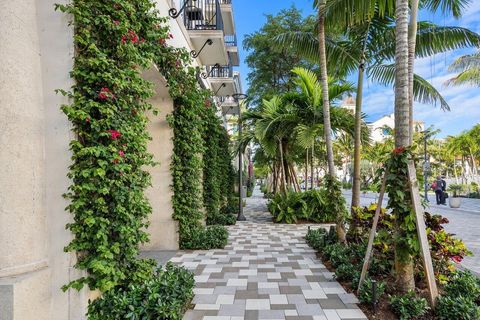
[243,6,317,106]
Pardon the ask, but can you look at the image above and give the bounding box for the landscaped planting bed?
[305,206,480,320]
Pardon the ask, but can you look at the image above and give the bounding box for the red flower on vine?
[107,129,122,140]
[393,147,405,154]
[451,255,463,263]
[86,117,91,123]
[122,30,139,44]
[176,60,182,67]
[159,38,166,45]
[113,20,120,26]
[118,150,125,158]
[113,158,119,164]
[129,30,139,43]
[99,87,115,100]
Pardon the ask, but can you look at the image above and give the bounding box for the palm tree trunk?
[408,0,419,145]
[454,163,459,184]
[317,0,336,177]
[305,149,309,191]
[279,139,287,192]
[311,144,315,190]
[351,60,365,211]
[393,0,415,293]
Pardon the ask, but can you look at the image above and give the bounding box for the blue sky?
[232,0,480,137]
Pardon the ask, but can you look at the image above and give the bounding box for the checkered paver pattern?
[170,190,367,320]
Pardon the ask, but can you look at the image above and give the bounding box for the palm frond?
[368,63,450,110]
[446,67,480,86]
[449,52,480,71]
[421,0,471,18]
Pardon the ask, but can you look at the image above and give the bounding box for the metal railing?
[224,34,237,46]
[183,0,224,31]
[220,0,232,4]
[207,64,233,78]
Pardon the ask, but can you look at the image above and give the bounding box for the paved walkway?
[172,189,367,320]
[343,190,480,275]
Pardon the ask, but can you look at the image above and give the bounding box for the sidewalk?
[171,189,367,320]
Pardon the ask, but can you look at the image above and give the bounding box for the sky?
[231,0,480,138]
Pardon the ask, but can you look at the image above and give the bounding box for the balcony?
[225,34,239,66]
[180,0,229,65]
[220,96,239,115]
[219,0,235,35]
[206,64,235,96]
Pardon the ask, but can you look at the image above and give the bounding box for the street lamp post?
[232,93,248,221]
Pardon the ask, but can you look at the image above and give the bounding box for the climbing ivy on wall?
[203,106,237,225]
[56,0,228,291]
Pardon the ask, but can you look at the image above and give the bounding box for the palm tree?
[447,50,480,86]
[393,0,415,293]
[315,0,336,179]
[276,1,478,216]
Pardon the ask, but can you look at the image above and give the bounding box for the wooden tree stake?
[357,171,387,295]
[407,160,439,306]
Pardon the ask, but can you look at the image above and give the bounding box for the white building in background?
[369,114,425,143]
[0,0,242,319]
[340,96,425,144]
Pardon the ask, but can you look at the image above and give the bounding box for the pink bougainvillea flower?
[393,147,405,154]
[128,30,139,44]
[159,38,166,45]
[118,150,125,158]
[107,129,122,140]
[113,20,120,26]
[121,30,139,44]
[86,117,91,123]
[451,255,463,263]
[176,60,181,67]
[99,87,115,100]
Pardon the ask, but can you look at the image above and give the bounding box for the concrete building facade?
[0,0,242,319]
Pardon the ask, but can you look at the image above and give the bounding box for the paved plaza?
[172,190,367,320]
[343,191,480,274]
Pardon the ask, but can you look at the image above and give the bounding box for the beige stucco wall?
[142,68,179,251]
[0,0,207,318]
[0,0,89,319]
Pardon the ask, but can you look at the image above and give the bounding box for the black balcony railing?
[207,64,233,78]
[224,34,237,46]
[220,0,232,4]
[183,0,224,31]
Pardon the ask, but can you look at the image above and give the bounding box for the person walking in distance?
[432,176,444,205]
[441,175,447,205]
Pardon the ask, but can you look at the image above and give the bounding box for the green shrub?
[323,243,350,268]
[390,291,429,320]
[436,295,480,320]
[268,191,307,224]
[342,182,353,189]
[183,226,228,250]
[334,263,358,281]
[303,189,334,223]
[443,270,480,301]
[358,278,386,304]
[306,228,328,250]
[207,213,236,226]
[87,263,194,320]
